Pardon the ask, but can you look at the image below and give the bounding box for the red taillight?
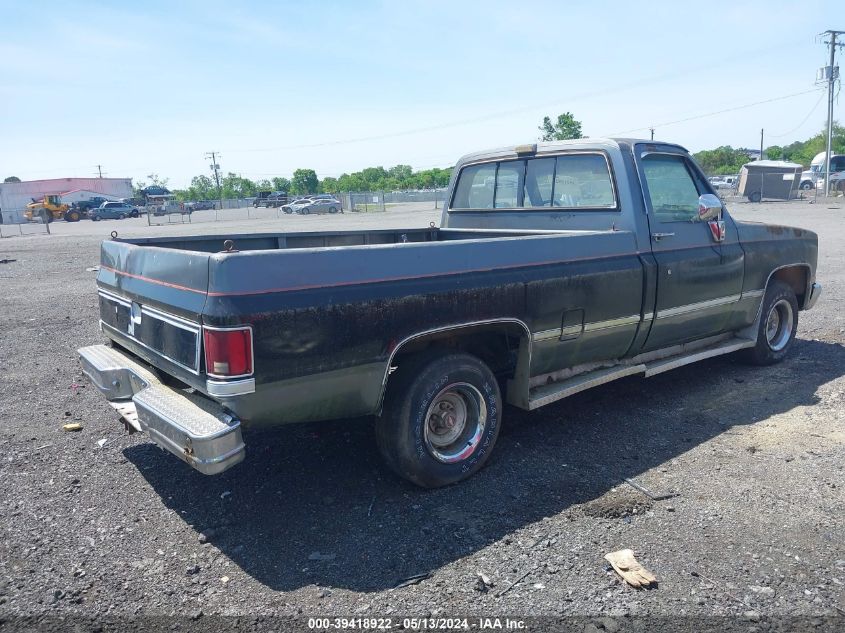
[203,327,253,377]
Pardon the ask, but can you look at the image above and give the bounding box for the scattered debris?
[85,265,100,272]
[185,564,200,576]
[308,551,336,561]
[220,576,230,584]
[0,258,16,264]
[96,438,107,448]
[475,572,494,592]
[496,565,540,598]
[35,443,52,451]
[623,477,679,502]
[367,496,376,517]
[532,582,546,590]
[604,549,657,589]
[393,572,431,589]
[220,490,231,500]
[743,610,761,623]
[62,423,83,432]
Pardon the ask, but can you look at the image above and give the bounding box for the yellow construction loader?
[24,195,82,223]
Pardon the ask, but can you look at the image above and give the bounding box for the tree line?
[694,124,845,175]
[169,165,453,201]
[130,114,845,201]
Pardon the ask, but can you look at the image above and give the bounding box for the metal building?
[0,177,133,224]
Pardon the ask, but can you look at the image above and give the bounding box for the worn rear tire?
[376,351,502,488]
[742,281,798,365]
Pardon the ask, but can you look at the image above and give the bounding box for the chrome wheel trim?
[765,298,793,352]
[423,382,487,464]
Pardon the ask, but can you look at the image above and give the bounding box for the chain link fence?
[0,206,51,237]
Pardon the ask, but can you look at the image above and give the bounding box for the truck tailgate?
[97,239,210,376]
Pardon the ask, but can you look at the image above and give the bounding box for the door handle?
[651,232,675,240]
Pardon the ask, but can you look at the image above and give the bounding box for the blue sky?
[0,0,841,188]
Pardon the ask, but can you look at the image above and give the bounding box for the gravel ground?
[1,200,844,632]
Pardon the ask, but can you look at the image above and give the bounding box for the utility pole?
[820,30,844,197]
[649,127,654,141]
[760,128,764,160]
[96,165,103,178]
[204,151,223,209]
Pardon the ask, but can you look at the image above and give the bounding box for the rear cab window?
[451,152,617,211]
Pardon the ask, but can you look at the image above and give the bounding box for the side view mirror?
[697,194,722,222]
[698,194,726,242]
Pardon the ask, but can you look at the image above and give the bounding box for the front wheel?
[376,352,502,488]
[742,281,798,365]
[91,215,100,222]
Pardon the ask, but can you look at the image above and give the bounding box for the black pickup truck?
[253,191,289,208]
[78,138,821,487]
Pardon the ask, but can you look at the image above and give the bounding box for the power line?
[768,90,827,138]
[220,42,814,154]
[606,87,824,137]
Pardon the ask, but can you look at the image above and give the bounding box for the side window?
[494,160,524,208]
[641,154,703,222]
[452,163,496,209]
[523,158,555,207]
[831,156,845,172]
[552,154,615,208]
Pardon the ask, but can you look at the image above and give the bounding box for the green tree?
[321,176,339,193]
[146,173,169,188]
[765,145,783,160]
[3,176,21,183]
[256,179,273,192]
[189,175,216,200]
[271,177,291,192]
[291,169,319,194]
[388,165,413,184]
[538,112,583,141]
[220,173,256,199]
[692,146,751,175]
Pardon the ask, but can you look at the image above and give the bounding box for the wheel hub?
[423,382,487,464]
[765,298,794,352]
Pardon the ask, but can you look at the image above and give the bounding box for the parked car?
[287,197,342,215]
[78,138,820,488]
[71,197,110,217]
[89,201,138,221]
[185,201,215,211]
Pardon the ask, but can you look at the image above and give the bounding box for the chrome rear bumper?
[78,344,245,475]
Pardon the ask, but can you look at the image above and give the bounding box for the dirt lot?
[1,200,844,631]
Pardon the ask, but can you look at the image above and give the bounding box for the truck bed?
[116,226,601,253]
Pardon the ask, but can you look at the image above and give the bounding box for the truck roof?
[452,137,688,168]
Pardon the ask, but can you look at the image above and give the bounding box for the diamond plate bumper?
[78,344,245,475]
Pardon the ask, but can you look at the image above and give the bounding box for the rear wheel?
[742,281,798,365]
[329,206,338,214]
[748,191,762,203]
[376,351,502,488]
[64,210,80,222]
[800,181,813,190]
[118,213,126,220]
[91,215,101,222]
